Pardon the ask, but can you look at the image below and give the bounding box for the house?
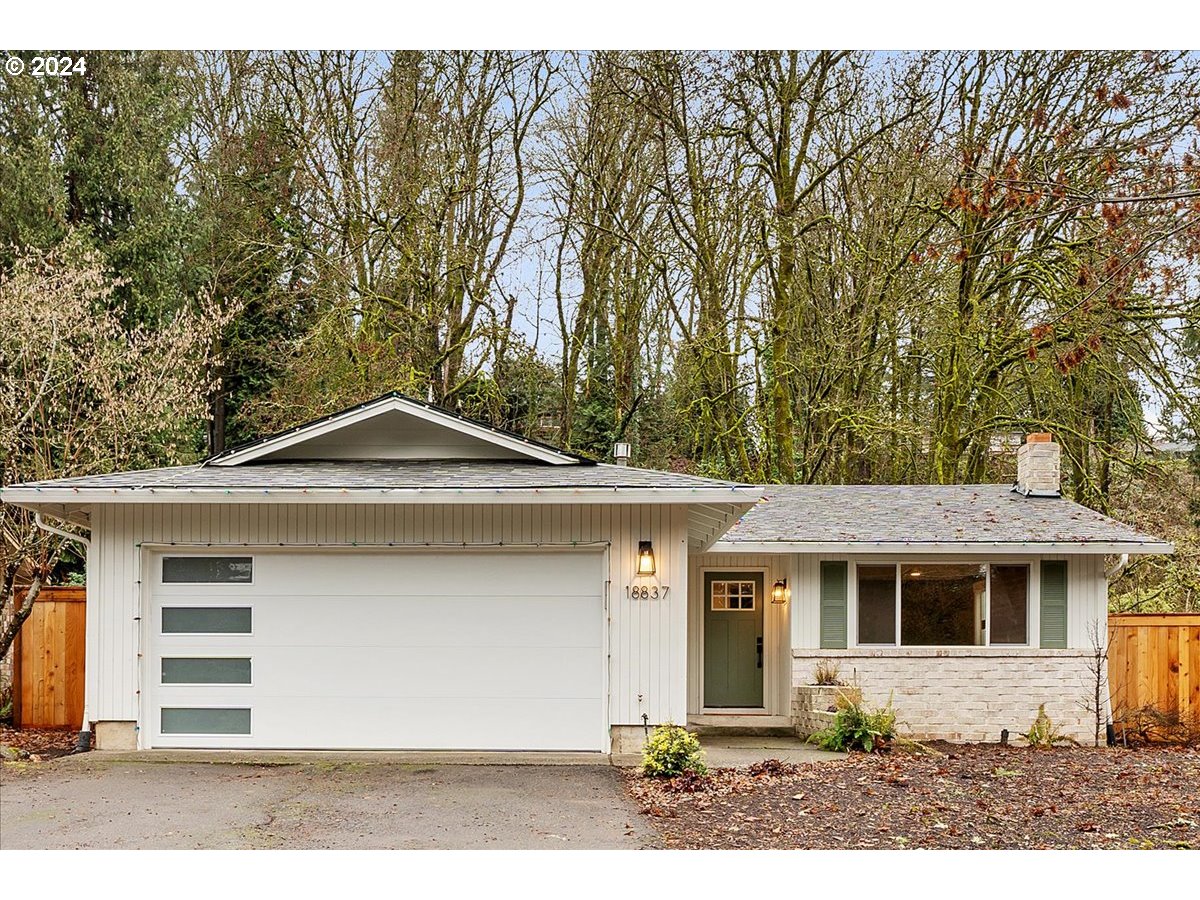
[1,396,1172,752]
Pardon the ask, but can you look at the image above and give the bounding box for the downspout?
[33,512,93,752]
[1105,553,1129,581]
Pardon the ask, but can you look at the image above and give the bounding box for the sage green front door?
[703,571,764,708]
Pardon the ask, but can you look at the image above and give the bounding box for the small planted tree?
[0,237,233,661]
[1082,619,1110,747]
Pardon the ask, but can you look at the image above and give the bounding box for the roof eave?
[709,539,1175,555]
[2,486,760,506]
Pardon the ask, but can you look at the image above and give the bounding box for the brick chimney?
[1014,432,1061,497]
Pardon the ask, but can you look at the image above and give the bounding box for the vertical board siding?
[13,586,86,728]
[90,503,689,729]
[1108,614,1200,732]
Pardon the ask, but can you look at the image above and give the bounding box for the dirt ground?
[0,725,78,761]
[625,744,1200,849]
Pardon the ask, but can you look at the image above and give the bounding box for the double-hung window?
[855,562,1029,647]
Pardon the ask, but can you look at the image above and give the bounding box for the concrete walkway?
[700,735,843,768]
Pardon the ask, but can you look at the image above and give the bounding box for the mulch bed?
[0,725,79,761]
[625,744,1200,849]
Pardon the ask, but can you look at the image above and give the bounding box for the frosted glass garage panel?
[161,708,251,735]
[162,556,252,584]
[161,658,252,684]
[161,607,252,634]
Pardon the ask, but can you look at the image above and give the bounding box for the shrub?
[1022,704,1071,748]
[1115,704,1200,746]
[812,658,841,686]
[809,692,896,753]
[641,724,707,777]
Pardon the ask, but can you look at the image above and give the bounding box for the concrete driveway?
[0,755,658,849]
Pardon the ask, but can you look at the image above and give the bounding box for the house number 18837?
[627,585,669,600]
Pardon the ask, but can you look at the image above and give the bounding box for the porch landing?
[701,735,842,767]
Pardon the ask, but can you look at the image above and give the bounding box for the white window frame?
[850,559,1035,649]
[158,605,254,637]
[159,706,253,737]
[159,553,255,586]
[710,578,757,612]
[159,655,254,687]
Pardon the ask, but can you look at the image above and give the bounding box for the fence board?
[1109,613,1200,736]
[12,586,86,729]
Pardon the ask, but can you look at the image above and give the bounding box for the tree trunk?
[0,574,44,662]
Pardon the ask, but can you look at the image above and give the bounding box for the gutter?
[32,512,93,752]
[709,539,1175,555]
[3,485,761,505]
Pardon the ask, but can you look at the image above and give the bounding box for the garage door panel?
[248,551,596,596]
[246,595,601,647]
[148,549,606,751]
[289,697,601,750]
[152,697,602,751]
[221,646,602,700]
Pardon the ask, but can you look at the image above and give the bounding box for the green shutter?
[820,561,848,649]
[1039,560,1068,649]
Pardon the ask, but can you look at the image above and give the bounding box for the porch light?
[636,541,656,576]
[771,579,789,604]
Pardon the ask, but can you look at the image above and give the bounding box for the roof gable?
[208,393,587,467]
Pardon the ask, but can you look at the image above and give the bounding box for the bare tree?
[0,237,231,659]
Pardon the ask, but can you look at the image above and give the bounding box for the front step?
[687,714,795,737]
[690,725,796,738]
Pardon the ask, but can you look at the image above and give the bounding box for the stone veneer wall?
[793,649,1100,743]
[791,684,861,737]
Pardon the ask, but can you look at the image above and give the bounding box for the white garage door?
[146,549,606,751]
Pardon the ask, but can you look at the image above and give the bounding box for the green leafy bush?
[641,724,707,777]
[809,693,896,753]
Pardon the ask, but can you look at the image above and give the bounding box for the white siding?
[87,503,689,732]
[688,552,793,716]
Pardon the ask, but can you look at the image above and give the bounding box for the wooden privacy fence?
[1108,613,1200,736]
[12,585,86,729]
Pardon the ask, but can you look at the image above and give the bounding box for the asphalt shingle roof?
[718,483,1169,548]
[5,460,748,492]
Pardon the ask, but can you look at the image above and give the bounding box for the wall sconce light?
[636,541,656,576]
[771,579,789,604]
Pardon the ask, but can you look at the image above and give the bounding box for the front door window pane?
[900,564,985,646]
